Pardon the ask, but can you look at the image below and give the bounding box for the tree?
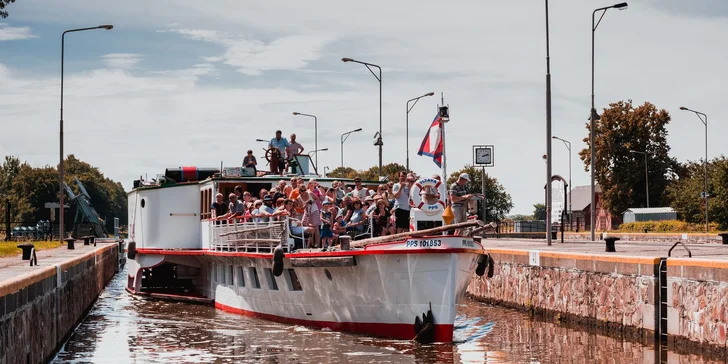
[509,214,534,221]
[446,165,513,221]
[0,154,128,229]
[327,167,357,180]
[327,163,407,182]
[666,157,728,229]
[1,0,16,19]
[532,203,546,220]
[579,100,678,218]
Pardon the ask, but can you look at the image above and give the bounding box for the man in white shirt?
[352,177,368,200]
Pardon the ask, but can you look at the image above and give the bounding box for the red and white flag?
[417,113,444,167]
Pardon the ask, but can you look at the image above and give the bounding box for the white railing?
[209,220,287,253]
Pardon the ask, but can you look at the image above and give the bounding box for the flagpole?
[440,93,447,194]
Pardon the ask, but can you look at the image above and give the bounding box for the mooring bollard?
[718,233,728,245]
[17,243,37,266]
[604,237,620,253]
[64,237,76,250]
[339,235,351,251]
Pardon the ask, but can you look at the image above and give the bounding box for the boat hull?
[128,236,483,342]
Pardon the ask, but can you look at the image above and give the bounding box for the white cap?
[459,173,471,181]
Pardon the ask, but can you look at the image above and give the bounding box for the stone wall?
[468,249,660,339]
[667,258,728,354]
[564,232,721,244]
[0,243,119,364]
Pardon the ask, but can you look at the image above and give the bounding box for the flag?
[417,113,444,167]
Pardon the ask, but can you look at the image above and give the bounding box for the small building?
[566,184,614,231]
[622,207,677,223]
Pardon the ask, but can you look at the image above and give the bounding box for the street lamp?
[341,57,382,176]
[255,139,267,142]
[340,128,362,168]
[680,106,709,232]
[545,0,554,246]
[292,112,318,171]
[59,24,113,244]
[589,2,627,241]
[406,92,435,171]
[308,148,328,156]
[629,150,650,208]
[552,136,572,226]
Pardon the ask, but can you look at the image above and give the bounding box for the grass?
[0,240,63,258]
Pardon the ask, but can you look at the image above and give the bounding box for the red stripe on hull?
[136,247,480,258]
[214,302,454,342]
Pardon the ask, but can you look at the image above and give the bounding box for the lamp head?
[99,25,114,30]
[614,2,628,10]
[425,92,435,97]
[292,112,300,115]
[679,106,688,110]
[551,136,558,139]
[354,128,362,132]
[255,139,266,142]
[321,148,329,151]
[341,57,354,62]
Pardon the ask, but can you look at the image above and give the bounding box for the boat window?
[237,266,245,287]
[249,267,261,289]
[265,269,279,291]
[227,265,234,286]
[216,264,223,284]
[141,198,146,208]
[287,269,303,291]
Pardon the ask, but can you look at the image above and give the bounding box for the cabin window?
[237,266,246,287]
[200,189,213,220]
[216,264,223,284]
[287,269,303,291]
[265,269,279,291]
[227,265,234,286]
[249,267,261,289]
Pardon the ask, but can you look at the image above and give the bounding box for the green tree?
[327,167,357,180]
[510,214,534,221]
[327,163,407,182]
[666,157,728,229]
[1,0,16,19]
[579,100,678,218]
[532,203,546,220]
[446,165,513,221]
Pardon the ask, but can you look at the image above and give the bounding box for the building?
[566,184,614,231]
[622,207,677,223]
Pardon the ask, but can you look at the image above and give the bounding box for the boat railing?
[209,219,288,253]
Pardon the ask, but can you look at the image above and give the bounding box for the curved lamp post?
[589,2,627,240]
[292,112,317,171]
[680,106,709,232]
[552,136,572,226]
[341,57,382,176]
[406,92,434,171]
[59,24,113,244]
[340,128,362,168]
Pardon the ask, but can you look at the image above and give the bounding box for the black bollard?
[720,233,728,245]
[64,237,76,250]
[604,237,620,252]
[17,243,35,260]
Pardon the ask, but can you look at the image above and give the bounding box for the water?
[53,268,722,364]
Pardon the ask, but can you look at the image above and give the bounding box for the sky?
[0,0,726,215]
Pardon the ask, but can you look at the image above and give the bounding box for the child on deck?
[320,201,334,251]
[332,214,347,246]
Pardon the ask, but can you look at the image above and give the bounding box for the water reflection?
[53,268,722,364]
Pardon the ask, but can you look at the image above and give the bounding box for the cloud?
[0,23,37,41]
[166,28,335,75]
[101,53,143,69]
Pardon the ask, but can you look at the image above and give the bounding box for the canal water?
[53,268,721,364]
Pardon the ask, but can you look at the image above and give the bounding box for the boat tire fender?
[127,241,137,260]
[272,245,285,277]
[476,254,494,278]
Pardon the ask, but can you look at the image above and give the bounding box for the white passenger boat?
[125,166,492,343]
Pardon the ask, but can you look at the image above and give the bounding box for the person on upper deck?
[211,193,230,223]
[269,130,290,174]
[228,193,245,218]
[449,173,473,226]
[243,150,257,174]
[287,134,304,157]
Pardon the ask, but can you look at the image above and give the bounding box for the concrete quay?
[0,241,122,364]
[468,238,728,359]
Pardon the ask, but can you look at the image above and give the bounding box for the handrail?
[668,241,692,258]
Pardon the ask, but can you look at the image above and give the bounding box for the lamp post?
[590,2,627,240]
[629,150,649,208]
[292,112,318,172]
[406,92,435,171]
[552,136,572,226]
[545,0,553,246]
[341,57,382,176]
[59,24,113,244]
[679,106,709,233]
[340,128,362,168]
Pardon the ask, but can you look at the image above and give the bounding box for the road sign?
[473,145,494,167]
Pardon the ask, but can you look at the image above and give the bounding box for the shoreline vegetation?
[0,240,62,258]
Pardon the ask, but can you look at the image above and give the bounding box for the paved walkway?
[482,238,728,259]
[0,243,112,283]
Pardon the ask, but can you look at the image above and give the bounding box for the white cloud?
[101,53,143,69]
[167,28,335,75]
[0,23,37,41]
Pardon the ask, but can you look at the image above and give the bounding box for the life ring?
[410,178,446,214]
